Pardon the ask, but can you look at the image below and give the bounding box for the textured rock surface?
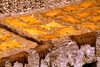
[75,45,96,67]
[25,49,39,67]
[96,35,100,67]
[0,0,83,17]
[41,42,96,67]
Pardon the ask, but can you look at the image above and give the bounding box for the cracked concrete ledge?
[2,31,100,67]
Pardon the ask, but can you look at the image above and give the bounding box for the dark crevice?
[0,23,40,44]
[83,62,97,67]
[67,63,73,67]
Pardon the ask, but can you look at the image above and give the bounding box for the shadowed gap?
[83,62,97,67]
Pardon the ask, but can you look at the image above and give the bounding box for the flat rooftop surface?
[0,0,99,58]
[0,0,100,42]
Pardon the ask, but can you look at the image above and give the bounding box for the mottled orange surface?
[79,1,99,8]
[44,9,64,17]
[73,11,91,18]
[0,0,100,41]
[81,23,100,30]
[63,4,80,12]
[61,16,81,23]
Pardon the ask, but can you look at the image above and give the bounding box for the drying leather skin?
[70,32,96,49]
[0,59,5,67]
[35,40,52,67]
[2,51,29,67]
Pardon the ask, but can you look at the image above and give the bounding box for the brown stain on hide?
[35,40,52,67]
[0,59,5,67]
[70,32,96,49]
[36,40,52,60]
[2,51,29,67]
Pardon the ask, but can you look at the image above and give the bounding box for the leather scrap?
[2,51,29,67]
[0,59,5,67]
[69,32,96,49]
[35,40,52,67]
